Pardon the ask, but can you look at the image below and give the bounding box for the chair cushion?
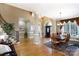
[0,44,11,54]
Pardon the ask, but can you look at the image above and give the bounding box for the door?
[45,26,51,38]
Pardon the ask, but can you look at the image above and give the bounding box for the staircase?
[0,14,16,43]
[0,14,17,56]
[0,14,8,34]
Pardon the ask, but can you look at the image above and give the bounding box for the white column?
[32,12,41,44]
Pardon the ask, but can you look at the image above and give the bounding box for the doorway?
[45,26,51,38]
[44,22,52,38]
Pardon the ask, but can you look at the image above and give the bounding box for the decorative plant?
[1,23,14,35]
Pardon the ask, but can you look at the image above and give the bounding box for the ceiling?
[6,3,79,20]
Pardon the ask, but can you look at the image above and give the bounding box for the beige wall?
[0,3,57,38]
[0,3,32,30]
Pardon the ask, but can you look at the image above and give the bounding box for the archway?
[41,16,53,38]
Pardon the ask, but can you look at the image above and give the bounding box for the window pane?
[71,22,77,35]
[64,23,69,33]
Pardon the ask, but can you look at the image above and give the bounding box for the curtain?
[60,17,79,26]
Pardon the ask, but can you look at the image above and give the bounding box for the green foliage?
[1,23,14,35]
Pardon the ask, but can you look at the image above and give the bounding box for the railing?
[0,14,16,43]
[0,14,7,25]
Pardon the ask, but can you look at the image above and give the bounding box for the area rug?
[44,41,79,56]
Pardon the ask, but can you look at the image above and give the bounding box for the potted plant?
[1,23,14,35]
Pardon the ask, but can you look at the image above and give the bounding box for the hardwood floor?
[14,37,65,56]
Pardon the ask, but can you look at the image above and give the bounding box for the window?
[64,22,69,33]
[62,21,78,36]
[71,21,77,35]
